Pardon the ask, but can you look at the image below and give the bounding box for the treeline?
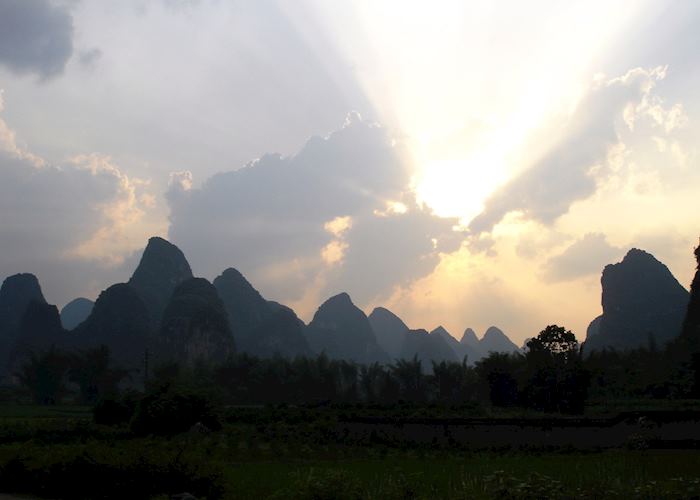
[11,324,700,415]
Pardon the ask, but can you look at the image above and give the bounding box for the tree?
[391,356,425,403]
[337,360,359,402]
[526,325,578,360]
[68,346,129,404]
[524,325,589,413]
[16,348,69,405]
[431,359,478,404]
[475,352,521,407]
[359,362,384,402]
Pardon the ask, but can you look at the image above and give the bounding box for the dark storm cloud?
[0,0,74,79]
[167,114,460,304]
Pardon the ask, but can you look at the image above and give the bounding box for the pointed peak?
[214,267,258,291]
[602,248,667,273]
[312,292,359,320]
[370,306,393,317]
[323,292,354,308]
[218,267,246,280]
[430,326,450,337]
[483,326,506,339]
[63,297,94,308]
[460,327,479,344]
[624,248,654,260]
[0,273,46,305]
[146,235,171,247]
[140,236,188,261]
[128,236,193,288]
[480,326,519,354]
[368,306,405,324]
[60,297,94,330]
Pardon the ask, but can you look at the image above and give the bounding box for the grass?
[219,450,700,499]
[1,403,700,498]
[0,404,91,419]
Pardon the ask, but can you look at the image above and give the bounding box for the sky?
[0,0,699,345]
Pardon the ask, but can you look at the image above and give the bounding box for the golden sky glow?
[1,1,698,345]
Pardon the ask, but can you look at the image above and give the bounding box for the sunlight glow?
[300,0,649,222]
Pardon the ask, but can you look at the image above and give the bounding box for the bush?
[130,385,222,436]
[0,444,225,499]
[93,390,141,426]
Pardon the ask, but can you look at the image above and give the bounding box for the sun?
[297,0,647,224]
[414,155,506,225]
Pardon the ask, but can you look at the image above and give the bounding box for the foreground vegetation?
[0,403,699,499]
[12,323,700,418]
[1,311,698,498]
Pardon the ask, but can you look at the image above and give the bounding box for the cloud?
[468,66,681,236]
[167,114,460,307]
[542,233,623,283]
[0,96,159,305]
[0,0,74,79]
[77,48,102,69]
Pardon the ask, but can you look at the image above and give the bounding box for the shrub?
[93,393,138,426]
[130,385,222,436]
[0,444,225,499]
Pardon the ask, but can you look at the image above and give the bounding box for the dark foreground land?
[1,405,700,499]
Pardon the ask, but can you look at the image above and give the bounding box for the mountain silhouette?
[0,273,47,376]
[480,326,520,354]
[128,237,193,329]
[678,242,700,350]
[460,328,486,361]
[10,301,66,373]
[585,248,689,352]
[158,278,235,365]
[586,315,602,340]
[71,283,151,371]
[368,307,409,360]
[60,298,94,330]
[213,268,310,358]
[430,326,463,359]
[430,326,486,365]
[399,328,458,370]
[306,293,389,364]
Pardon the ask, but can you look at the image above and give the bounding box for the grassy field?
[1,404,700,498]
[0,404,91,419]
[217,450,700,499]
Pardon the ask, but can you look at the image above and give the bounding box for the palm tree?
[391,355,425,402]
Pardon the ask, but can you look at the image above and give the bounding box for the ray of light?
[298,0,653,223]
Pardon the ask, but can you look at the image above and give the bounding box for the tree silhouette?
[475,352,520,407]
[431,358,477,404]
[526,325,578,359]
[16,347,69,404]
[524,325,588,413]
[391,355,425,402]
[359,362,383,402]
[68,346,129,403]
